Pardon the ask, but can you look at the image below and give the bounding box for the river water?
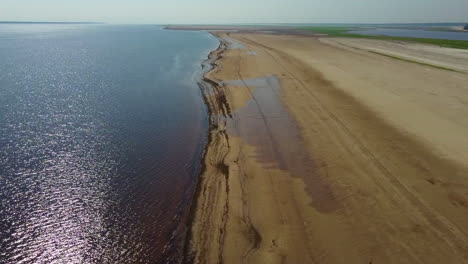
[0,24,218,263]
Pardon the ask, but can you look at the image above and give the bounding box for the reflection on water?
[0,24,218,263]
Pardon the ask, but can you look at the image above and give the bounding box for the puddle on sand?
[223,36,246,49]
[224,75,338,212]
[221,35,256,55]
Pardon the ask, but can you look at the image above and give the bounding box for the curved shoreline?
[182,33,228,263]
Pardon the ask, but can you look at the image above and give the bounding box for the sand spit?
[185,31,468,263]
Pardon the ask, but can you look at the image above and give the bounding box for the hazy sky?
[2,0,468,24]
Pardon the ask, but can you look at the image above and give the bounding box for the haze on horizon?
[1,0,468,24]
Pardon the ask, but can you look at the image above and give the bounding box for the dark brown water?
[0,24,218,263]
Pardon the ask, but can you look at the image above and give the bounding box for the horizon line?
[0,21,104,24]
[0,21,466,25]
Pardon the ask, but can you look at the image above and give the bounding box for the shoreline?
[182,33,227,263]
[183,30,468,263]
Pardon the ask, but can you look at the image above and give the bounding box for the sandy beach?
[185,31,468,263]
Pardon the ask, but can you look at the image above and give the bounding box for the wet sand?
[186,32,468,263]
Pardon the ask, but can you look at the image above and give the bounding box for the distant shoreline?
[0,21,103,24]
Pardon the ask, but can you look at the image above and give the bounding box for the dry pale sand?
[320,37,468,73]
[186,32,468,264]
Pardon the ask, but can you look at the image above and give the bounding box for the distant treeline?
[0,21,103,24]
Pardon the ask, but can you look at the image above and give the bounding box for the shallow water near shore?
[225,76,305,170]
[0,24,218,263]
[224,75,336,212]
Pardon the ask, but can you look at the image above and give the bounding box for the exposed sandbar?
[186,31,468,263]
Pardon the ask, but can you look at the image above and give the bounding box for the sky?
[1,0,468,24]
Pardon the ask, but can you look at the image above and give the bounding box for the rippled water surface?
[0,24,218,263]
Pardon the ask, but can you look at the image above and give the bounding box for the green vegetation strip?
[301,27,468,50]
